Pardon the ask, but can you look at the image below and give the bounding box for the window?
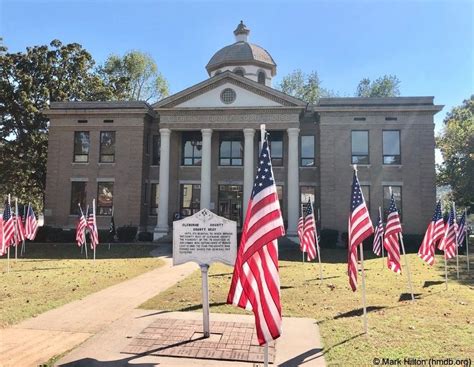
[301,136,315,166]
[182,132,202,166]
[220,88,237,104]
[219,134,243,166]
[351,131,369,164]
[361,185,370,213]
[150,183,159,215]
[99,131,115,163]
[70,181,87,215]
[300,186,317,218]
[269,131,283,166]
[233,68,245,77]
[73,132,90,163]
[180,184,201,217]
[97,182,114,215]
[383,186,402,221]
[258,71,266,84]
[152,135,160,165]
[383,130,401,164]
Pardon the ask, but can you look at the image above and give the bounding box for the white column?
[243,128,255,217]
[287,127,300,236]
[154,128,171,240]
[200,129,213,210]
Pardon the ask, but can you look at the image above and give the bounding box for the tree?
[277,69,335,104]
[0,40,120,210]
[356,75,401,97]
[436,96,474,210]
[99,51,169,103]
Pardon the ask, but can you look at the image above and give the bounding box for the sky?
[1,0,472,138]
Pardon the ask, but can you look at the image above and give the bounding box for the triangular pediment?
[153,71,306,109]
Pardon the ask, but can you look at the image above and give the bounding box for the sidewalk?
[57,310,326,367]
[0,246,198,367]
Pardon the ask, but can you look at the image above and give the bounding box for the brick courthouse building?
[44,22,443,240]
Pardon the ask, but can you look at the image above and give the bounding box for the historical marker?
[173,208,237,337]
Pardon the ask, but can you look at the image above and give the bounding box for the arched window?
[234,68,245,77]
[257,71,266,84]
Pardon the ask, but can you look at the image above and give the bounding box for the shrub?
[117,225,137,242]
[401,234,424,253]
[138,232,153,242]
[59,229,76,243]
[320,229,339,248]
[33,226,49,242]
[34,226,63,242]
[341,232,348,247]
[98,229,112,243]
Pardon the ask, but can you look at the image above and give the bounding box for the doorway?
[218,185,243,227]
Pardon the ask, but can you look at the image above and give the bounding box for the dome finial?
[234,21,250,42]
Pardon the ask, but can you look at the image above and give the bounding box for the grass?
[140,242,474,365]
[0,243,163,328]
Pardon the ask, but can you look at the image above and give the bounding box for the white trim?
[382,181,403,186]
[179,180,201,185]
[96,177,115,182]
[70,177,88,182]
[217,181,243,185]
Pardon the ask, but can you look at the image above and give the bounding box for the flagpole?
[7,194,11,273]
[379,206,384,269]
[93,199,96,261]
[301,203,305,263]
[465,208,470,272]
[354,165,368,334]
[83,205,89,259]
[260,123,269,367]
[399,233,415,302]
[310,200,323,283]
[21,204,27,256]
[454,202,459,279]
[14,198,19,260]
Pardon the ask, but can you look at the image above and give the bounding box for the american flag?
[0,217,4,255]
[87,202,99,249]
[227,135,285,346]
[2,200,15,253]
[418,201,444,265]
[302,199,318,261]
[457,211,466,247]
[14,213,26,245]
[75,209,87,247]
[25,204,38,240]
[348,171,374,291]
[297,213,305,253]
[372,213,384,256]
[383,193,402,273]
[439,205,456,260]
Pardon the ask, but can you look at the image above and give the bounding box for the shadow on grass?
[208,272,233,277]
[333,306,386,319]
[423,280,445,288]
[6,243,161,260]
[305,275,341,282]
[398,293,422,302]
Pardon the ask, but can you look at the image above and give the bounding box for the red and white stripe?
[87,200,99,249]
[419,220,444,265]
[383,211,402,273]
[297,215,305,252]
[348,204,373,291]
[14,214,26,245]
[76,213,87,247]
[2,201,15,253]
[228,185,285,345]
[25,204,39,240]
[302,210,317,261]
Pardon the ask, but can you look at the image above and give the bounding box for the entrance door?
[218,185,243,227]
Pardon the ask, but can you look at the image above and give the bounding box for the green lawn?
[0,243,163,328]
[140,244,474,365]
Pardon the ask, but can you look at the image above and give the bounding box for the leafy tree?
[277,69,335,104]
[99,51,169,103]
[0,40,119,210]
[356,75,401,97]
[436,96,474,210]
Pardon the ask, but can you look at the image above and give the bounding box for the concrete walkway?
[0,246,198,367]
